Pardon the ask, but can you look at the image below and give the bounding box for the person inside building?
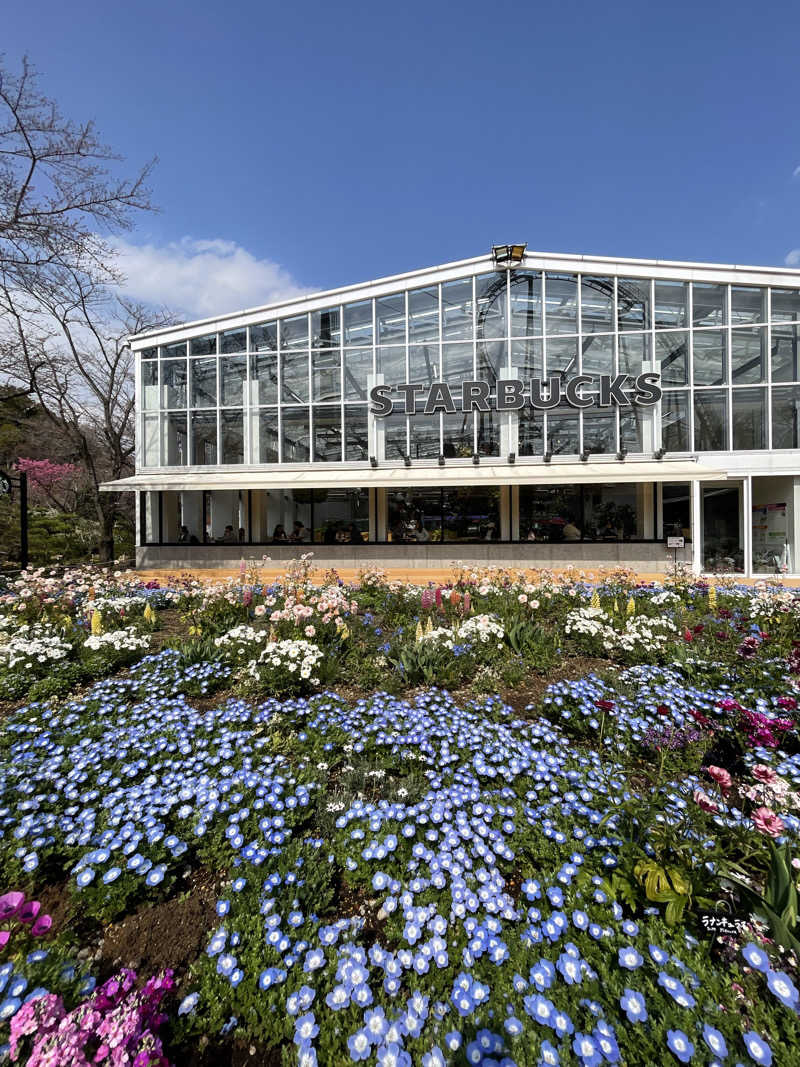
[290,520,309,543]
[221,524,236,543]
[272,523,288,542]
[347,522,363,544]
[178,525,190,543]
[323,522,339,544]
[563,517,582,541]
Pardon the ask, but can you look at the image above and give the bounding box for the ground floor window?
[386,487,501,543]
[519,483,646,542]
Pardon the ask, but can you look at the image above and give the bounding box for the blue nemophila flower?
[76,868,95,888]
[742,1031,772,1065]
[619,988,647,1023]
[649,944,669,964]
[0,997,21,1022]
[594,1027,620,1063]
[294,1013,319,1045]
[666,1029,694,1063]
[742,944,771,973]
[702,1025,728,1059]
[102,867,121,884]
[539,1039,560,1065]
[347,1030,371,1061]
[504,1015,523,1036]
[618,947,643,970]
[766,969,799,1009]
[178,992,199,1016]
[572,1031,602,1067]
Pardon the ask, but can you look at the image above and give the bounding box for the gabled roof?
[129,247,800,349]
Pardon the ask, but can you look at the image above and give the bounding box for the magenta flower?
[0,930,9,949]
[31,914,52,937]
[0,891,25,921]
[18,899,41,924]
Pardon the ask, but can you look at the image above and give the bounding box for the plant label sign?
[667,536,684,549]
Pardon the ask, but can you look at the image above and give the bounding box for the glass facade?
[140,268,800,468]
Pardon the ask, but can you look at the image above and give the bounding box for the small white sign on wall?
[666,535,685,549]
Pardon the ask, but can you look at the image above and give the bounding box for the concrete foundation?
[136,540,689,571]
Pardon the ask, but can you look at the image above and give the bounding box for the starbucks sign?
[369,372,662,417]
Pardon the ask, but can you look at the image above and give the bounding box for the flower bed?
[0,562,798,1064]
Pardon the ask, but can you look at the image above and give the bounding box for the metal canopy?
[101,459,727,493]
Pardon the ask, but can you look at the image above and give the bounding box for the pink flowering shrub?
[9,969,174,1066]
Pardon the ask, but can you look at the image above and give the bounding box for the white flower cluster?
[565,607,675,655]
[214,625,272,659]
[246,638,323,683]
[85,596,146,614]
[419,613,505,650]
[650,590,681,606]
[0,622,72,671]
[83,628,151,653]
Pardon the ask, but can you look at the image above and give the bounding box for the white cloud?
[111,236,309,320]
[785,249,800,266]
[793,165,800,179]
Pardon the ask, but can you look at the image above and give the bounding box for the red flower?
[683,629,693,642]
[595,699,615,712]
[693,623,705,634]
[657,704,670,717]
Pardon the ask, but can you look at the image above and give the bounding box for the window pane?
[376,293,406,344]
[443,488,500,542]
[655,331,688,386]
[477,339,504,389]
[343,300,373,346]
[162,412,187,466]
[732,388,766,450]
[442,279,474,340]
[142,346,158,360]
[618,332,649,376]
[190,333,216,356]
[408,287,439,342]
[280,314,309,349]
[693,283,726,326]
[476,273,507,339]
[220,327,246,354]
[190,411,217,464]
[282,408,310,462]
[771,324,799,383]
[731,326,765,384]
[694,390,728,451]
[313,405,342,461]
[311,307,341,349]
[250,322,278,352]
[142,361,159,410]
[281,350,309,402]
[162,341,187,360]
[731,286,765,325]
[509,271,543,336]
[772,385,800,448]
[693,330,726,385]
[519,484,581,542]
[190,357,217,408]
[617,277,651,330]
[443,343,474,393]
[544,273,578,334]
[661,392,690,451]
[620,408,644,452]
[255,409,279,463]
[314,489,369,543]
[220,355,246,406]
[583,484,642,539]
[771,288,800,323]
[383,411,407,460]
[343,348,371,401]
[443,411,474,458]
[387,489,441,543]
[580,276,614,333]
[250,352,278,405]
[312,349,341,402]
[546,336,578,378]
[477,411,499,456]
[582,410,617,454]
[409,344,440,386]
[581,333,614,377]
[654,281,688,328]
[377,345,406,385]
[161,359,187,408]
[518,407,544,456]
[511,338,543,379]
[220,411,244,464]
[547,407,579,454]
[409,413,440,458]
[344,405,368,461]
[142,414,160,465]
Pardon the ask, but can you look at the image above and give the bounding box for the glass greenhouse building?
[105,248,800,575]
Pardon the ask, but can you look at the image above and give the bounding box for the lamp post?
[0,471,28,570]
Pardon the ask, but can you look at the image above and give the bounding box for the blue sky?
[6,0,800,318]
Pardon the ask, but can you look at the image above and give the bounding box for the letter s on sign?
[633,372,662,406]
[369,385,393,417]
